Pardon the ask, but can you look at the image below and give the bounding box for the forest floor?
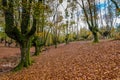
[0,40,120,80]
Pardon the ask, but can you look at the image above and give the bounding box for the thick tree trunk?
[14,40,31,71]
[2,0,36,71]
[92,32,99,43]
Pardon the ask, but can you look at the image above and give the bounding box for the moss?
[93,32,99,43]
[3,0,36,71]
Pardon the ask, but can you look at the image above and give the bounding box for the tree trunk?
[2,0,36,71]
[92,32,99,43]
[65,36,69,44]
[33,36,44,56]
[54,37,57,48]
[34,45,41,56]
[55,41,57,48]
[14,40,31,71]
[4,36,7,47]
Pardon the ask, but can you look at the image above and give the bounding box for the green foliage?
[99,27,115,39]
[79,27,91,40]
[116,24,120,32]
[112,25,120,39]
[59,0,63,4]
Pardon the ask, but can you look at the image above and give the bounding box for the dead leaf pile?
[0,40,120,80]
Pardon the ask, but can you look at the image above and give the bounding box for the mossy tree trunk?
[2,0,36,71]
[65,34,69,44]
[32,36,44,56]
[65,21,69,44]
[81,0,99,43]
[55,39,57,48]
[89,26,99,43]
[33,32,49,56]
[53,34,58,48]
[34,45,41,56]
[34,42,44,56]
[15,40,31,70]
[92,31,99,43]
[32,0,47,56]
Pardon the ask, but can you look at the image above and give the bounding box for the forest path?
[0,40,120,80]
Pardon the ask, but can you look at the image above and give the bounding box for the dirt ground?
[0,40,120,80]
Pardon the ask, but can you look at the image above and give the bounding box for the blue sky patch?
[97,3,107,9]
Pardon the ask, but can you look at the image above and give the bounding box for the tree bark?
[92,32,99,43]
[2,0,36,71]
[34,45,41,56]
[54,39,57,48]
[14,40,31,71]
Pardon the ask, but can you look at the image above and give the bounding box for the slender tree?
[33,0,45,56]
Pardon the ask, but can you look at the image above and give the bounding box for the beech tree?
[77,0,99,42]
[2,0,36,70]
[32,0,45,56]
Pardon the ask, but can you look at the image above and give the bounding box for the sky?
[57,0,120,28]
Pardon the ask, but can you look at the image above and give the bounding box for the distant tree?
[50,0,63,48]
[65,8,69,44]
[32,0,45,56]
[79,0,99,43]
